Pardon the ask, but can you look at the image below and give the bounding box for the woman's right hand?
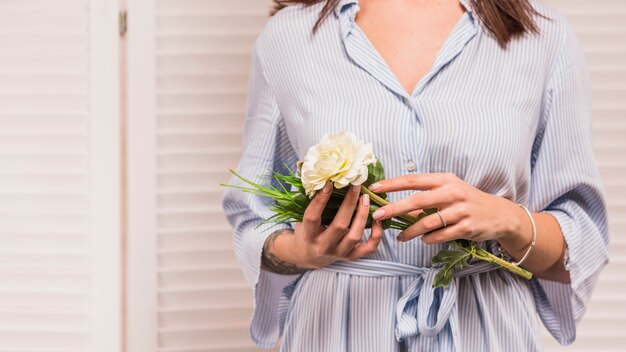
[289,181,384,269]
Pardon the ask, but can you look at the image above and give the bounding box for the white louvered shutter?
[126,0,626,351]
[127,0,279,351]
[0,0,121,351]
[542,0,626,350]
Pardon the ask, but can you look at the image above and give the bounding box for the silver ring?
[436,209,447,228]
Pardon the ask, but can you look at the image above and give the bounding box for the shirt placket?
[338,1,478,175]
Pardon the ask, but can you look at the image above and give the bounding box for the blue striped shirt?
[220,0,610,350]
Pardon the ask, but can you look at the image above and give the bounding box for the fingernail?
[352,184,360,193]
[369,182,381,191]
[396,232,404,241]
[322,182,332,193]
[362,194,370,207]
[372,209,385,220]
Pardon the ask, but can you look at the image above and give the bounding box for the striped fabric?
[220,0,610,350]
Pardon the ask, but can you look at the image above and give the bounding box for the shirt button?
[406,160,417,172]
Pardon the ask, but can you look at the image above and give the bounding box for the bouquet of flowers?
[221,131,532,287]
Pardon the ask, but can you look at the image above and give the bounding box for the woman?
[221,0,610,350]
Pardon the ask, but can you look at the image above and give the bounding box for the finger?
[367,173,452,193]
[371,188,454,221]
[346,219,384,260]
[397,206,460,242]
[335,194,370,257]
[419,221,467,244]
[302,182,333,239]
[325,184,361,238]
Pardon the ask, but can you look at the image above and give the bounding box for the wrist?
[274,228,318,268]
[498,203,534,255]
[261,227,311,275]
[287,231,320,269]
[275,229,300,263]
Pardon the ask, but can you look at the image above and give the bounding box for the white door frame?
[90,0,123,350]
[126,0,158,350]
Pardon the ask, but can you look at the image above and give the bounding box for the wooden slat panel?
[0,0,93,350]
[155,1,276,351]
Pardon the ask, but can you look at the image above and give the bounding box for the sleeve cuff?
[545,208,609,311]
[238,220,304,348]
[250,268,304,348]
[528,205,609,346]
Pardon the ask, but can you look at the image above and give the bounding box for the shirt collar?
[459,0,474,14]
[333,0,475,19]
[332,0,357,19]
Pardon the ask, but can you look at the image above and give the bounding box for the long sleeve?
[220,39,303,348]
[526,21,610,345]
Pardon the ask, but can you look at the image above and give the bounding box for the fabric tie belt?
[318,258,499,342]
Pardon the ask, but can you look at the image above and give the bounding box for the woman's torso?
[255,0,566,350]
[257,0,561,266]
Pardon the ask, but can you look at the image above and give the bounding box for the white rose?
[300,131,377,198]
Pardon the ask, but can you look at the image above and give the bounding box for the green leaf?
[364,161,387,200]
[371,160,385,182]
[275,198,293,208]
[432,248,471,288]
[455,239,472,249]
[431,249,464,265]
[293,193,310,208]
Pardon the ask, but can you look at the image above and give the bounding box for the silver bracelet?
[511,203,537,266]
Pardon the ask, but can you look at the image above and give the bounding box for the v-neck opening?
[346,6,476,100]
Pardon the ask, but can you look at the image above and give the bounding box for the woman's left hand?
[368,172,522,244]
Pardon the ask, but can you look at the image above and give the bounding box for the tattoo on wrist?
[261,228,312,275]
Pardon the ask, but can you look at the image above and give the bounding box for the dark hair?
[270,0,544,47]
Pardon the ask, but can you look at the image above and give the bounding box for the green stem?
[450,241,533,280]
